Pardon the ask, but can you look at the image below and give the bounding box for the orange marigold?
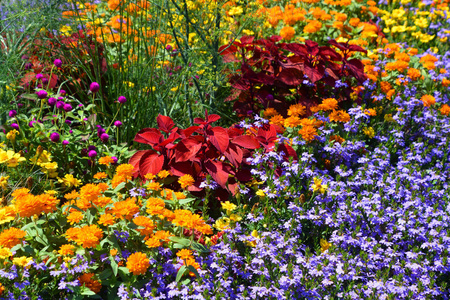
[287,104,306,117]
[146,181,162,191]
[93,172,108,180]
[78,273,102,293]
[112,198,140,220]
[157,170,171,179]
[330,135,345,144]
[279,26,295,41]
[58,244,75,256]
[304,20,322,34]
[263,108,278,118]
[79,184,102,203]
[298,125,317,142]
[269,115,285,127]
[421,95,435,107]
[385,61,409,73]
[133,216,155,236]
[440,104,450,115]
[319,98,339,111]
[99,156,114,166]
[98,213,115,226]
[15,194,42,217]
[93,196,112,208]
[172,209,213,235]
[115,164,134,181]
[329,110,351,122]
[67,210,84,225]
[65,225,103,248]
[178,175,195,189]
[284,116,302,128]
[126,252,150,275]
[0,227,26,248]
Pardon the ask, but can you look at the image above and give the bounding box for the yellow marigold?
[172,209,213,235]
[65,225,103,248]
[0,247,12,259]
[311,177,328,193]
[146,181,162,191]
[320,238,331,252]
[284,116,302,128]
[221,201,237,211]
[98,213,115,226]
[440,104,450,116]
[58,174,82,188]
[58,244,75,256]
[126,252,150,275]
[319,98,339,111]
[174,192,186,200]
[394,52,410,63]
[99,156,114,166]
[178,174,195,189]
[279,26,295,41]
[421,94,436,107]
[13,256,33,267]
[112,198,140,220]
[0,176,8,190]
[0,227,26,248]
[298,125,317,142]
[329,110,350,122]
[269,115,285,127]
[6,129,19,141]
[93,172,108,180]
[133,216,155,236]
[157,170,171,179]
[349,17,360,27]
[78,273,102,293]
[67,210,84,225]
[363,127,375,138]
[263,108,278,118]
[0,282,4,295]
[176,249,193,260]
[287,104,306,117]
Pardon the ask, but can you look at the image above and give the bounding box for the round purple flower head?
[48,97,57,106]
[56,101,65,110]
[54,59,62,68]
[114,120,122,127]
[62,140,69,145]
[50,132,60,143]
[63,104,72,112]
[11,123,19,130]
[88,145,96,151]
[36,90,48,99]
[118,96,127,104]
[90,82,100,93]
[17,103,23,108]
[36,73,44,80]
[60,90,66,95]
[88,150,97,158]
[100,133,109,143]
[9,110,17,118]
[111,156,118,164]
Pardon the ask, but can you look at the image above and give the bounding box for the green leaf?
[81,288,96,296]
[187,265,200,278]
[176,265,187,282]
[111,259,118,277]
[99,268,113,280]
[169,236,191,247]
[191,242,211,254]
[179,198,196,205]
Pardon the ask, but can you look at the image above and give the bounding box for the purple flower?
[100,133,109,143]
[90,82,100,93]
[36,90,48,99]
[56,101,65,110]
[111,156,118,164]
[114,120,122,127]
[63,103,72,112]
[50,132,60,143]
[54,59,62,68]
[48,97,57,106]
[65,120,72,125]
[10,123,19,130]
[88,150,97,158]
[62,140,69,145]
[36,73,44,80]
[88,145,96,151]
[8,110,17,118]
[60,89,66,95]
[118,96,127,104]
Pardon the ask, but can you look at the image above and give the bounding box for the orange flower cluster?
[111,197,140,220]
[133,216,155,236]
[420,54,438,70]
[420,95,436,107]
[78,273,102,293]
[13,188,59,218]
[58,244,75,256]
[0,227,26,248]
[171,209,213,235]
[111,164,135,188]
[178,174,195,189]
[145,230,173,248]
[65,224,103,248]
[126,252,150,275]
[329,110,351,123]
[176,249,200,276]
[280,26,296,40]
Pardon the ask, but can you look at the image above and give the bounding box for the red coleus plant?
[129,111,297,201]
[219,36,367,118]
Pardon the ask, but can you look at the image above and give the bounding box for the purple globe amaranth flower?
[88,145,96,151]
[100,133,110,143]
[9,110,17,118]
[62,140,69,145]
[36,73,44,80]
[65,120,72,125]
[60,90,66,95]
[50,132,60,143]
[36,90,48,99]
[114,120,122,127]
[56,101,65,110]
[54,59,62,68]
[88,150,97,158]
[117,96,127,104]
[29,120,36,127]
[97,128,106,138]
[90,82,100,93]
[111,156,118,164]
[17,103,23,108]
[48,97,57,106]
[11,123,19,130]
[81,148,88,156]
[63,104,72,112]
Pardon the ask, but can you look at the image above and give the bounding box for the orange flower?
[263,108,278,118]
[172,209,213,235]
[176,249,194,260]
[421,95,435,107]
[443,78,450,87]
[298,125,317,142]
[78,273,101,293]
[115,164,134,181]
[65,190,80,200]
[330,135,345,144]
[79,184,102,203]
[287,104,306,117]
[385,61,409,73]
[146,181,162,191]
[98,213,115,226]
[304,20,322,34]
[65,225,103,248]
[99,156,114,166]
[284,116,302,128]
[12,188,30,200]
[279,26,295,41]
[67,210,84,225]
[157,170,171,179]
[440,104,450,116]
[0,227,26,248]
[112,198,140,220]
[15,193,42,217]
[93,196,112,208]
[133,216,155,236]
[58,244,75,256]
[146,197,166,216]
[126,252,150,275]
[380,81,392,94]
[319,98,339,111]
[178,175,195,189]
[269,115,284,127]
[329,110,350,122]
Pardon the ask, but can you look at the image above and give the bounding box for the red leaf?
[139,152,164,177]
[134,128,162,145]
[157,114,175,133]
[232,135,260,149]
[277,68,303,86]
[304,64,324,83]
[170,161,200,177]
[223,143,243,167]
[277,143,298,162]
[180,126,200,138]
[207,127,229,154]
[346,59,367,83]
[206,114,221,124]
[240,35,255,45]
[128,150,153,177]
[205,160,230,188]
[175,137,203,162]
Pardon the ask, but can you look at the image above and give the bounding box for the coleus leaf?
[223,143,243,167]
[277,143,298,162]
[134,128,163,145]
[207,126,229,154]
[175,137,203,162]
[157,114,175,133]
[232,135,260,149]
[277,68,303,86]
[205,160,230,188]
[129,150,153,178]
[139,152,165,177]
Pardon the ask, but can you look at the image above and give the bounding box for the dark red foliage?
[129,112,297,201]
[219,36,367,118]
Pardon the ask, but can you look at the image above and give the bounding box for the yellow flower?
[362,127,375,138]
[6,129,19,141]
[320,238,331,253]
[229,214,242,222]
[311,177,328,193]
[58,174,82,188]
[12,256,33,267]
[0,150,26,167]
[0,176,8,190]
[255,189,266,197]
[228,6,243,16]
[0,247,12,259]
[213,217,230,231]
[221,201,237,212]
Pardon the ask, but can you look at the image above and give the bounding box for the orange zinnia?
[0,227,26,248]
[126,252,150,275]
